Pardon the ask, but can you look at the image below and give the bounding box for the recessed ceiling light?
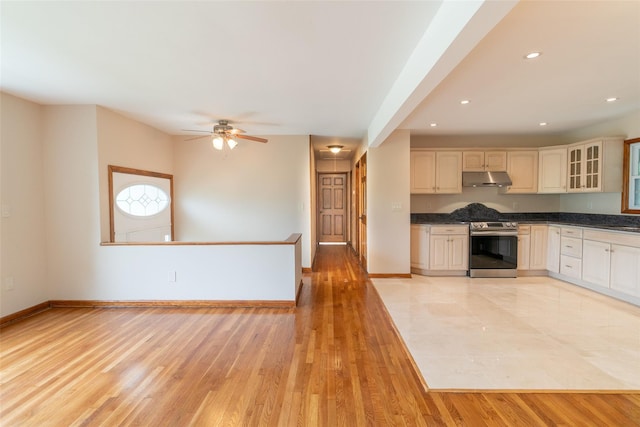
[460,100,470,105]
[539,122,547,126]
[430,123,437,127]
[525,52,541,59]
[606,97,618,102]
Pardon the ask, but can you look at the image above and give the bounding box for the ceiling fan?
[185,120,268,151]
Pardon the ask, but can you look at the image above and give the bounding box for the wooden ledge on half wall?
[100,233,302,246]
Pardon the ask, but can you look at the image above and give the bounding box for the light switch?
[1,204,10,218]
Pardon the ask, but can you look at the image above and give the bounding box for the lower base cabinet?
[411,224,468,275]
[410,225,429,270]
[582,239,611,288]
[610,244,640,297]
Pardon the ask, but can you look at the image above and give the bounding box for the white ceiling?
[2,1,639,155]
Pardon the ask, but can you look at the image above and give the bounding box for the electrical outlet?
[512,202,519,210]
[1,204,10,218]
[168,271,176,282]
[4,277,15,291]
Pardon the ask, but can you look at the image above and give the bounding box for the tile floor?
[372,275,640,390]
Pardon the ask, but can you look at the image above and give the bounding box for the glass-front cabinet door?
[623,138,640,213]
[568,142,602,192]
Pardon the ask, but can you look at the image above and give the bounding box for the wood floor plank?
[1,245,639,425]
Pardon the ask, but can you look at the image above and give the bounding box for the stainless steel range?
[469,221,518,278]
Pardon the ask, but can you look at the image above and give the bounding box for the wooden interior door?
[318,173,347,243]
[356,154,367,269]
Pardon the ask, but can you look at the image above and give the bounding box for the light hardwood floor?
[1,245,639,425]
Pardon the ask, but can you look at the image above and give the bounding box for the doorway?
[317,173,348,243]
[355,153,367,270]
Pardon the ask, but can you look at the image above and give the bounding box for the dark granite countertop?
[411,203,640,233]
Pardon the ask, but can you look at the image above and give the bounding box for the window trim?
[622,137,640,214]
[108,165,174,242]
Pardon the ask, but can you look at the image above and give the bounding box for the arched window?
[115,184,170,217]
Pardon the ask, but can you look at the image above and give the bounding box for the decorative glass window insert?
[115,184,169,217]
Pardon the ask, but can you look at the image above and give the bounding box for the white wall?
[96,107,174,241]
[1,96,312,313]
[0,93,48,316]
[173,134,312,267]
[562,109,640,143]
[367,130,411,274]
[94,243,299,302]
[43,105,102,300]
[411,189,560,214]
[315,159,352,172]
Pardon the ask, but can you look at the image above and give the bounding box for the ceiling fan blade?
[235,134,268,143]
[229,128,246,134]
[184,135,210,141]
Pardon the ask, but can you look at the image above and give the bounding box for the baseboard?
[0,301,51,328]
[368,273,412,278]
[49,300,296,309]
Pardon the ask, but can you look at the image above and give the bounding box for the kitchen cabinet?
[538,147,567,193]
[504,151,538,193]
[410,150,462,194]
[559,227,582,279]
[463,151,507,172]
[410,151,436,193]
[410,224,429,271]
[580,229,640,297]
[547,225,561,273]
[610,244,640,297]
[517,226,531,270]
[529,225,548,270]
[582,239,611,288]
[517,224,548,271]
[548,227,640,305]
[567,137,623,193]
[428,225,468,273]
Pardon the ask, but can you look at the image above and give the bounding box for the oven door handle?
[470,231,518,237]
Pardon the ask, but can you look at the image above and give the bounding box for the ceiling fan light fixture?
[227,138,238,150]
[328,145,343,154]
[212,136,224,150]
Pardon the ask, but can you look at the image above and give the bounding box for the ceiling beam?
[366,0,518,148]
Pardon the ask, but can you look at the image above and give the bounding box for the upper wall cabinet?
[462,151,507,172]
[410,150,436,193]
[567,137,623,193]
[410,150,462,194]
[538,146,568,193]
[503,150,538,193]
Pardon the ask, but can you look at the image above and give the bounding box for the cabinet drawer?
[560,255,582,279]
[430,225,468,235]
[560,236,582,257]
[518,225,531,235]
[561,227,583,238]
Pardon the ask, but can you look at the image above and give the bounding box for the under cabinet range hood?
[462,171,513,187]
